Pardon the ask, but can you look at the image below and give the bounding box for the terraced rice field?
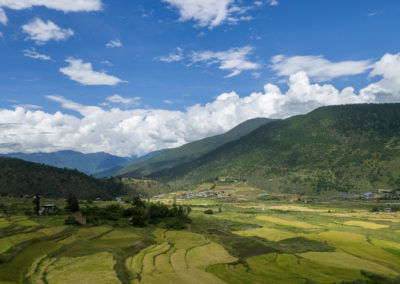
[0,217,10,229]
[1,199,400,283]
[301,230,400,271]
[234,227,297,242]
[209,252,365,283]
[9,216,39,227]
[125,230,236,283]
[268,205,329,213]
[257,215,321,229]
[29,252,121,284]
[0,226,66,254]
[59,226,112,245]
[343,220,390,229]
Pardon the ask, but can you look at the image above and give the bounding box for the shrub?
[64,216,77,225]
[81,198,191,228]
[165,217,189,229]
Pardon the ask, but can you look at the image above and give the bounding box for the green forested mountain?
[0,150,129,175]
[150,104,400,195]
[0,158,123,199]
[118,118,273,177]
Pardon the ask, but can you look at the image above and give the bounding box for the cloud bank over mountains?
[1,52,400,157]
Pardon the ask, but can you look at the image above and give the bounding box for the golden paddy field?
[1,195,400,284]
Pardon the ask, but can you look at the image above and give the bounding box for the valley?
[2,1,399,283]
[1,184,400,284]
[1,104,400,283]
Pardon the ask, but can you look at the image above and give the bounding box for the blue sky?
[0,0,400,156]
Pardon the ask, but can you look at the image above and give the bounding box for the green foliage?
[341,271,400,283]
[0,158,125,199]
[65,193,80,213]
[1,150,128,175]
[64,215,78,225]
[80,201,191,228]
[132,196,145,208]
[150,104,400,195]
[81,204,125,224]
[33,194,40,215]
[129,202,192,228]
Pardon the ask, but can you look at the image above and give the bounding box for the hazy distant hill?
[150,104,400,195]
[0,158,123,199]
[94,150,164,178]
[118,118,274,178]
[0,151,129,175]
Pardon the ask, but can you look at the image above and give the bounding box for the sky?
[0,0,400,157]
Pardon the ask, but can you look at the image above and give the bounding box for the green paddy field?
[1,186,400,284]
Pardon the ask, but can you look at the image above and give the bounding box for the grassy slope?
[117,118,273,177]
[0,158,123,199]
[150,104,400,194]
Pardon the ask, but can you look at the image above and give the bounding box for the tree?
[132,196,145,208]
[65,193,79,212]
[33,193,40,215]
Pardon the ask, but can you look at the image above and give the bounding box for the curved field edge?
[125,230,237,283]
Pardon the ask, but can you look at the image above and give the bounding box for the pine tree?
[33,194,40,215]
[65,193,79,212]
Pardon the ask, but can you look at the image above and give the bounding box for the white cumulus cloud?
[1,52,400,156]
[106,95,140,105]
[271,54,373,82]
[267,0,279,6]
[106,39,122,48]
[0,0,102,25]
[0,7,6,25]
[370,53,400,92]
[162,0,250,28]
[22,18,74,44]
[0,0,101,11]
[191,46,260,78]
[12,104,42,110]
[59,57,124,86]
[22,47,51,60]
[156,47,184,62]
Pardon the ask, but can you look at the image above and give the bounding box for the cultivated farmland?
[1,193,400,283]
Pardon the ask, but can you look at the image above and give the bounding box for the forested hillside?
[0,158,124,199]
[150,104,400,195]
[1,151,129,175]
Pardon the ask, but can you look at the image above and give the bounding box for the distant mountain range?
[0,118,271,178]
[4,104,400,197]
[0,151,130,175]
[145,104,400,195]
[117,118,274,178]
[93,150,165,178]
